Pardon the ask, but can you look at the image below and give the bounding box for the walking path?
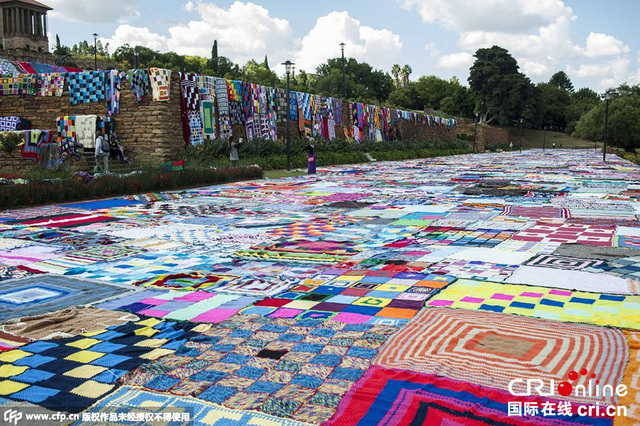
[0,149,637,424]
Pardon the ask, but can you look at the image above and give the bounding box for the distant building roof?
[0,0,53,11]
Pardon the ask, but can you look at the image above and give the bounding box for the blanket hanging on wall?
[0,74,37,96]
[214,77,229,115]
[106,70,122,115]
[200,100,216,138]
[148,68,171,102]
[37,73,65,97]
[188,112,204,146]
[67,71,105,105]
[75,115,98,148]
[179,72,200,111]
[124,69,150,101]
[0,58,18,75]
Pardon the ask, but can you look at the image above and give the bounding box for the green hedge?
[180,138,471,170]
[0,166,263,209]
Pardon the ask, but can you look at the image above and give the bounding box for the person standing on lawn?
[306,137,316,175]
[229,136,242,167]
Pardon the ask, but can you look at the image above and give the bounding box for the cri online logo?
[509,368,628,398]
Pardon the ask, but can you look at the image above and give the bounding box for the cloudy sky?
[45,0,640,92]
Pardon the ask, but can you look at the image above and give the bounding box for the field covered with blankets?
[0,149,638,425]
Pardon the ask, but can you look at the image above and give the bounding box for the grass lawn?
[510,128,603,150]
[264,170,306,179]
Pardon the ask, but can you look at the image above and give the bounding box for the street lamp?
[339,42,346,98]
[519,118,523,154]
[282,60,295,171]
[603,93,610,162]
[92,33,98,70]
[473,112,479,154]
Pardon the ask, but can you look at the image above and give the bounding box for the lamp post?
[603,93,610,162]
[473,112,479,154]
[282,60,295,171]
[339,42,346,98]
[92,33,98,70]
[543,126,546,151]
[519,118,523,154]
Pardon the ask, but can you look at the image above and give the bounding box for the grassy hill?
[509,127,602,150]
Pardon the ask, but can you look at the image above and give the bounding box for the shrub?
[0,166,263,209]
[0,133,24,155]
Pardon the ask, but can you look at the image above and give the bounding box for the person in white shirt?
[93,130,110,173]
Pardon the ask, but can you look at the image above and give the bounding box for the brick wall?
[477,125,510,151]
[0,73,183,172]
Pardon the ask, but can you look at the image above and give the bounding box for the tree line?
[53,36,640,151]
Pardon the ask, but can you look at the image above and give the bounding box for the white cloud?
[47,0,141,23]
[293,11,402,73]
[568,57,631,90]
[437,52,473,68]
[574,32,630,58]
[103,1,296,66]
[101,25,168,52]
[402,0,636,89]
[425,42,440,58]
[401,0,573,34]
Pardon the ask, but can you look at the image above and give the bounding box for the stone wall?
[477,125,510,150]
[0,49,118,70]
[0,73,183,172]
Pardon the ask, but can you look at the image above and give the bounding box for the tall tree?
[537,82,571,131]
[210,40,219,74]
[263,55,269,70]
[391,64,401,87]
[468,45,532,125]
[549,71,574,93]
[400,64,412,87]
[315,58,393,102]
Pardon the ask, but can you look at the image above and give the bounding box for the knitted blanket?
[200,100,216,138]
[213,77,229,114]
[37,73,65,97]
[105,70,121,115]
[0,58,18,75]
[66,71,105,105]
[0,74,37,96]
[124,69,150,101]
[74,115,97,148]
[179,72,199,111]
[149,67,171,101]
[0,116,22,131]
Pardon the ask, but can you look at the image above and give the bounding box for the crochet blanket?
[0,74,37,96]
[149,68,171,102]
[66,71,105,105]
[37,73,65,97]
[124,69,150,101]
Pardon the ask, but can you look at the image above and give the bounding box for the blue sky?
[44,0,640,92]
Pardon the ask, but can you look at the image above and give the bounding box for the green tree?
[566,88,599,133]
[537,82,571,130]
[549,71,574,93]
[468,45,533,125]
[242,59,278,87]
[209,40,219,75]
[573,86,640,152]
[391,64,401,87]
[315,58,393,102]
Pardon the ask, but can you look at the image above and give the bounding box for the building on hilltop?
[0,0,51,53]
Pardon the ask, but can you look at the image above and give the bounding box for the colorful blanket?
[328,366,612,425]
[36,74,65,97]
[149,68,171,102]
[66,72,105,105]
[374,308,627,406]
[0,317,201,413]
[121,314,397,424]
[428,279,640,329]
[0,74,37,96]
[0,275,133,322]
[124,69,150,101]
